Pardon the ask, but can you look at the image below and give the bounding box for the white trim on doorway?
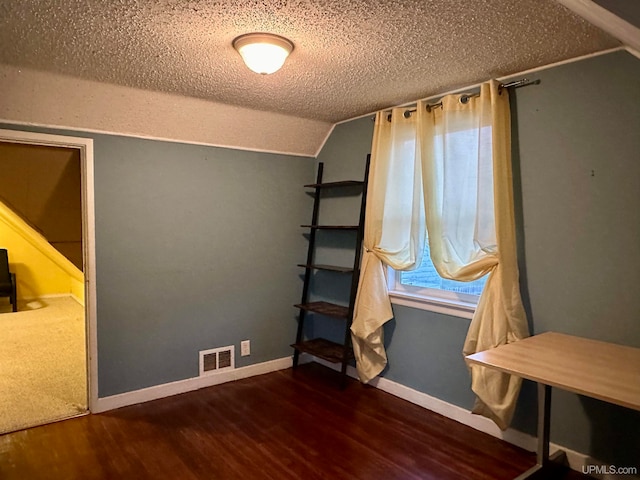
[0,128,97,413]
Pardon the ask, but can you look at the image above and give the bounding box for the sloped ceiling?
[0,0,620,125]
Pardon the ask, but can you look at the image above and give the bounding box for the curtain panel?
[351,80,529,429]
[351,106,426,382]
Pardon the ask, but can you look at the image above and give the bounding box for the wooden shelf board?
[294,301,350,320]
[297,263,354,273]
[291,338,354,363]
[301,224,359,230]
[304,180,364,189]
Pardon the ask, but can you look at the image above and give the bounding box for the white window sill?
[388,291,476,319]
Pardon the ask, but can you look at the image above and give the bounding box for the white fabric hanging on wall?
[421,81,530,429]
[351,106,426,383]
[352,80,529,429]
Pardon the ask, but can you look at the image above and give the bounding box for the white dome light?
[233,33,294,75]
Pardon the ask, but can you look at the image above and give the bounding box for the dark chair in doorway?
[0,249,18,312]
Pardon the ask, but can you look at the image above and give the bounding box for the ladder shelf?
[291,156,370,386]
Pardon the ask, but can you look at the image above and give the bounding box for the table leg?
[537,383,551,466]
[514,384,567,479]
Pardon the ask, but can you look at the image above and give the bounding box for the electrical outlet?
[240,340,250,356]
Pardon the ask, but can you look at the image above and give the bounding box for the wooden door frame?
[0,128,97,412]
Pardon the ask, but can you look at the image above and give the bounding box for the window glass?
[399,242,487,297]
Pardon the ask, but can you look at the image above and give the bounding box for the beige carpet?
[0,296,87,434]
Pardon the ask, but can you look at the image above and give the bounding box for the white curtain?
[352,80,530,429]
[351,106,426,383]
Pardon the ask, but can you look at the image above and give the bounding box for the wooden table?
[466,332,640,479]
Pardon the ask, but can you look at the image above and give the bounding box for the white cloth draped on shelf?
[351,80,530,429]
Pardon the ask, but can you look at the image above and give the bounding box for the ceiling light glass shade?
[233,33,294,74]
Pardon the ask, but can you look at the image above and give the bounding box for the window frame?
[387,266,480,319]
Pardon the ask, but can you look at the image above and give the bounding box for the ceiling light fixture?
[233,33,294,75]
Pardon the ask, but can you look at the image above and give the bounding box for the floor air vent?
[199,346,235,376]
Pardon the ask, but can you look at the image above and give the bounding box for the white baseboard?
[23,293,74,300]
[304,356,638,480]
[93,356,293,413]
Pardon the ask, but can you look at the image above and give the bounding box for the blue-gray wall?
[0,124,314,396]
[314,50,640,466]
[92,136,314,395]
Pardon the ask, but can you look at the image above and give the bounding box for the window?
[387,126,490,317]
[387,248,488,318]
[388,242,487,318]
[397,242,487,296]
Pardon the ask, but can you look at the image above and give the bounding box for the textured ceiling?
[0,0,619,123]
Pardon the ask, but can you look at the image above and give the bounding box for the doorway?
[0,128,96,433]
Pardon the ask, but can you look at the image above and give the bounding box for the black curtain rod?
[385,78,540,121]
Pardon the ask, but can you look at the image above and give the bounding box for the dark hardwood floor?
[0,362,592,479]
